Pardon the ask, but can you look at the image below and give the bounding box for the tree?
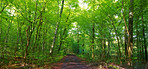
[127,0,134,66]
[0,0,147,69]
[50,0,65,55]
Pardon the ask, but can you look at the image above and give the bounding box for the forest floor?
[51,54,125,69]
[1,54,126,69]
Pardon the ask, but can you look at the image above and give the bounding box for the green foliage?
[0,0,147,68]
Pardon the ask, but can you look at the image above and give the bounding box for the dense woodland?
[0,0,148,69]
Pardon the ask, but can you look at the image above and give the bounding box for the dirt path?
[4,54,126,69]
[52,54,89,69]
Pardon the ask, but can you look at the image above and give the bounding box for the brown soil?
[52,54,89,69]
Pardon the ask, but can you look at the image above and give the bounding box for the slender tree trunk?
[142,44,144,61]
[24,29,30,60]
[101,38,105,59]
[109,16,121,63]
[127,0,134,67]
[142,16,147,62]
[104,37,106,58]
[24,9,36,60]
[76,25,80,54]
[107,39,110,58]
[35,11,43,53]
[24,1,30,60]
[139,37,143,60]
[58,10,70,52]
[77,29,80,54]
[50,0,64,55]
[24,25,35,60]
[82,38,85,54]
[49,23,59,55]
[92,23,95,59]
[136,18,139,60]
[124,29,128,58]
[122,0,128,61]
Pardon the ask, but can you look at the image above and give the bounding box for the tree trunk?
[50,0,64,55]
[109,16,121,63]
[127,0,134,67]
[82,38,85,54]
[24,29,30,60]
[92,23,95,59]
[77,26,80,54]
[24,9,36,60]
[142,16,147,62]
[124,28,128,59]
[122,0,128,61]
[107,39,110,58]
[136,18,139,61]
[104,37,106,58]
[58,10,70,52]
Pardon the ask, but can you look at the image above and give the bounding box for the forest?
[0,0,148,69]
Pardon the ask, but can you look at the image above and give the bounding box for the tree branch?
[0,3,8,13]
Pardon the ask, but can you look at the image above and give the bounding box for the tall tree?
[142,16,147,62]
[140,0,147,62]
[92,23,95,59]
[122,0,128,60]
[58,10,71,52]
[109,16,121,63]
[50,0,65,55]
[127,0,134,66]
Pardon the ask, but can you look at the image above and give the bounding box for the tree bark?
[122,0,128,61]
[104,37,106,58]
[77,26,80,54]
[58,10,70,52]
[142,16,147,62]
[124,28,128,59]
[50,0,64,55]
[109,16,121,63]
[24,9,36,60]
[127,0,134,67]
[92,23,95,59]
[135,17,140,61]
[82,38,85,54]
